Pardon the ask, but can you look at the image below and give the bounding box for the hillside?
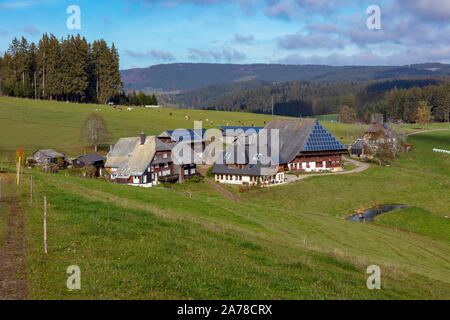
[0,97,448,299]
[120,62,450,92]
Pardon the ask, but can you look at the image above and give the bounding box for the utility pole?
[30,176,33,205]
[43,196,48,254]
[272,95,274,116]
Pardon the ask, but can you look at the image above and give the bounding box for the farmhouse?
[105,131,198,187]
[72,153,105,176]
[212,118,348,185]
[350,123,397,159]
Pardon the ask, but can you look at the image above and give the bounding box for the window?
[163,153,168,159]
[190,168,195,174]
[155,164,160,169]
[164,163,169,168]
[184,169,189,175]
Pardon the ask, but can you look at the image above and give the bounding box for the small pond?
[348,204,409,222]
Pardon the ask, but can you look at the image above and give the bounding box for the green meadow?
[0,97,449,299]
[2,96,439,157]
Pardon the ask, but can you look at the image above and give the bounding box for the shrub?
[66,168,84,177]
[84,165,97,178]
[206,166,214,178]
[238,185,250,193]
[185,176,204,184]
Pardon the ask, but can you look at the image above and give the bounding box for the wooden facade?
[287,150,347,172]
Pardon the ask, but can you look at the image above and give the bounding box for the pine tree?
[45,34,62,100]
[37,33,50,99]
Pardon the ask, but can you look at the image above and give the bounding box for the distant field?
[0,97,273,157]
[1,97,448,158]
[314,114,339,122]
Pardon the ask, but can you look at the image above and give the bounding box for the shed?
[72,153,105,169]
[33,149,66,166]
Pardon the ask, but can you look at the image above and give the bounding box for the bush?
[185,176,204,184]
[26,158,37,168]
[239,185,250,193]
[84,165,97,178]
[66,168,84,177]
[206,166,214,178]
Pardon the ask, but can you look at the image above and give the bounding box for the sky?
[0,0,449,69]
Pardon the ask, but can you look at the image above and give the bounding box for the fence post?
[44,196,48,254]
[30,176,33,205]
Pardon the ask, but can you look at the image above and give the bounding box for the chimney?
[140,131,146,145]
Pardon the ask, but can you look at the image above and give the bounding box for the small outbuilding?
[33,149,66,167]
[72,153,105,176]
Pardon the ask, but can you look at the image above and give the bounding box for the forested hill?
[178,77,450,124]
[121,62,450,92]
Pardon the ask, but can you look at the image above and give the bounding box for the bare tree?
[81,113,112,152]
[339,105,357,123]
[363,130,402,165]
[416,101,433,129]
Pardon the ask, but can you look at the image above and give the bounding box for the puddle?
[348,204,409,222]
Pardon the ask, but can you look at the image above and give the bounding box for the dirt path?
[205,178,242,202]
[0,173,27,300]
[400,128,449,138]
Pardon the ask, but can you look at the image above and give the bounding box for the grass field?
[1,97,446,158]
[0,97,449,299]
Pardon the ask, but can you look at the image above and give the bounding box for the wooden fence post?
[44,196,48,254]
[30,176,33,205]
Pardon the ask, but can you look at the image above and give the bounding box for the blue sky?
[0,0,449,69]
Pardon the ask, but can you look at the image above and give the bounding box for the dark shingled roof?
[365,123,393,135]
[75,153,105,165]
[264,118,315,163]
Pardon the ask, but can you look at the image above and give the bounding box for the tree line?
[179,78,449,123]
[0,34,123,104]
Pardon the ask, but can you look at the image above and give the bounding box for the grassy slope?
[0,97,449,299]
[12,166,450,299]
[374,207,449,241]
[1,97,445,158]
[8,130,448,299]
